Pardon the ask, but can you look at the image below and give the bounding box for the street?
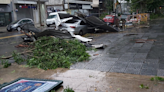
[0,18,164,92]
[0,31,25,57]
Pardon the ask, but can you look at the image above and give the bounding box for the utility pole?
[38,0,42,26]
[63,0,65,11]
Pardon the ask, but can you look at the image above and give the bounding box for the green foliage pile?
[150,76,164,81]
[63,87,74,92]
[139,84,149,89]
[26,37,90,70]
[12,51,25,64]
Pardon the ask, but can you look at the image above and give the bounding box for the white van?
[46,11,72,28]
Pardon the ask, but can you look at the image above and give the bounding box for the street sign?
[0,78,63,92]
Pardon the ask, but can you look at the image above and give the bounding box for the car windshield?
[65,20,78,23]
[48,15,56,19]
[11,20,20,24]
[105,16,112,19]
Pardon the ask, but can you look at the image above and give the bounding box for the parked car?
[7,18,34,32]
[59,19,88,35]
[46,11,71,27]
[103,15,119,25]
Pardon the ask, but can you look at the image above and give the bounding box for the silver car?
[7,18,34,32]
[59,19,88,35]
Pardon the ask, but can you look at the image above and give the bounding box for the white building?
[12,0,48,27]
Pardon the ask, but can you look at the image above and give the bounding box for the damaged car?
[59,19,88,35]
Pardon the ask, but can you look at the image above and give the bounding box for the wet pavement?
[0,19,164,91]
[71,19,164,76]
[0,31,24,57]
[0,64,164,92]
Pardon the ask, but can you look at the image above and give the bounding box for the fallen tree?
[1,36,90,70]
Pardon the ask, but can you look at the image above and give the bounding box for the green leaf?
[139,84,144,89]
[11,70,15,73]
[150,77,154,81]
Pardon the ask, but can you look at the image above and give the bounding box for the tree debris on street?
[1,36,90,70]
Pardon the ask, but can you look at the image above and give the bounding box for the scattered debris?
[135,39,146,43]
[11,70,15,73]
[93,54,99,56]
[135,39,156,43]
[150,76,164,81]
[89,75,93,78]
[124,34,138,36]
[92,44,104,49]
[64,87,74,92]
[15,44,30,48]
[1,59,11,68]
[85,16,120,32]
[117,88,121,90]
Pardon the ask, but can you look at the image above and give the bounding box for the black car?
[7,18,34,32]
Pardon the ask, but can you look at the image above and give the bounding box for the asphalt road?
[0,31,24,57]
[0,19,164,76]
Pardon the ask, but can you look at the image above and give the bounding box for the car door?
[79,20,87,33]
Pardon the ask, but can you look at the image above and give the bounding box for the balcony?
[65,0,92,4]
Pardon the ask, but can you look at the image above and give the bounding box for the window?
[48,15,56,19]
[65,20,78,23]
[80,21,86,25]
[19,20,23,24]
[105,16,112,19]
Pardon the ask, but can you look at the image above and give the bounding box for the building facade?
[65,0,92,15]
[46,0,92,16]
[12,0,48,27]
[90,0,105,17]
[0,0,12,27]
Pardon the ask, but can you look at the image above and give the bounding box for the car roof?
[49,11,67,15]
[20,18,33,21]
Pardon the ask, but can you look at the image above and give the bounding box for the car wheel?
[17,27,21,31]
[7,29,12,32]
[79,30,84,36]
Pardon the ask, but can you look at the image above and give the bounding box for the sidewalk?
[0,27,7,33]
[0,63,164,92]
